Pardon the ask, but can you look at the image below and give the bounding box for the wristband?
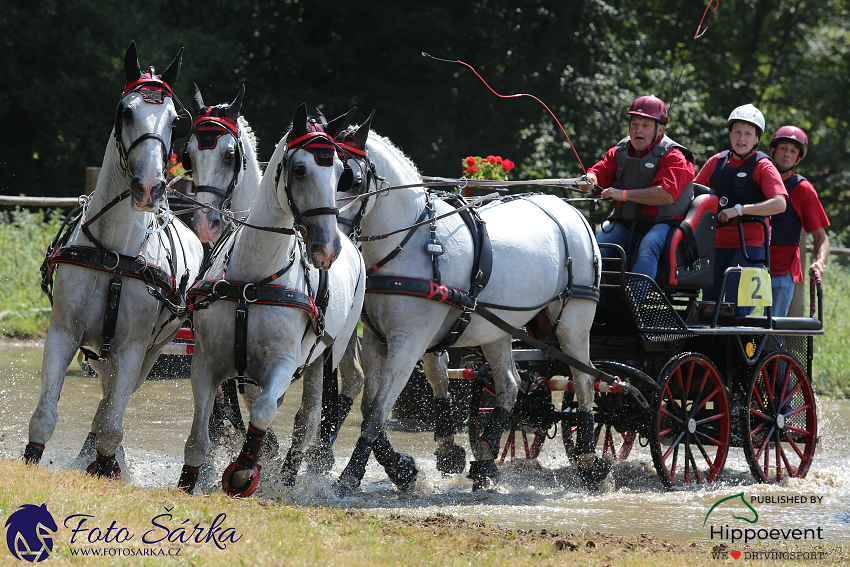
[622,191,627,202]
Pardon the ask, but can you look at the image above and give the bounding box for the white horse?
[185,84,261,244]
[28,42,203,479]
[183,87,365,477]
[334,130,607,493]
[178,104,366,496]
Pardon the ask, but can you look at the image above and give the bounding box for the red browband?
[194,115,238,136]
[123,76,173,97]
[288,131,334,148]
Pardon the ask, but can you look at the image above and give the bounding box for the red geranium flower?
[466,156,477,166]
[467,165,478,173]
[500,159,515,172]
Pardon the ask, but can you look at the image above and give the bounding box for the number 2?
[751,275,762,300]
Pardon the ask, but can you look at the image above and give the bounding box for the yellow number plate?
[737,268,772,307]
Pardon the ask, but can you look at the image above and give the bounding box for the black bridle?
[113,72,191,179]
[273,123,346,227]
[184,113,245,209]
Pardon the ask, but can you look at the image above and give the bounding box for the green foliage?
[0,209,61,338]
[812,260,850,397]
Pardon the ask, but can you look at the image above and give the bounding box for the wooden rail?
[806,245,850,258]
[1,195,82,207]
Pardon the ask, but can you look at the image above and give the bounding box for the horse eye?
[293,163,307,177]
[122,107,132,120]
[224,151,234,162]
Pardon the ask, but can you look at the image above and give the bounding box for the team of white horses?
[25,43,609,496]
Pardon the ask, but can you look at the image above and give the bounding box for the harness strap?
[365,205,430,275]
[101,274,123,356]
[234,301,248,379]
[188,278,323,335]
[47,245,179,299]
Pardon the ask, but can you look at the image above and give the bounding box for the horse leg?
[306,332,363,474]
[179,354,222,494]
[550,299,610,489]
[88,347,147,479]
[222,360,296,497]
[280,357,325,486]
[25,327,81,464]
[422,352,465,474]
[337,326,424,495]
[466,337,520,490]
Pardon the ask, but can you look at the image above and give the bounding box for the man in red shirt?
[767,126,830,316]
[580,95,695,280]
[693,104,787,317]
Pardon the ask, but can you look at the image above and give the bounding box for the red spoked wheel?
[650,353,730,488]
[468,378,550,465]
[743,352,817,484]
[221,461,261,497]
[561,361,646,463]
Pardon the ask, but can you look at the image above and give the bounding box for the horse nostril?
[211,219,220,231]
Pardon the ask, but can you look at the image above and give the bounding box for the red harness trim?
[193,115,238,137]
[365,274,471,311]
[123,76,174,98]
[289,131,334,147]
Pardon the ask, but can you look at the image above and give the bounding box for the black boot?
[373,431,418,491]
[434,396,465,474]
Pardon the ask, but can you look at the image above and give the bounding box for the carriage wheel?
[650,353,729,488]
[561,361,643,463]
[743,352,817,484]
[468,378,548,465]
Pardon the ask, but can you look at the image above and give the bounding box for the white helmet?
[726,104,765,137]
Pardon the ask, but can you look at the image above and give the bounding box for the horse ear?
[191,83,205,115]
[291,103,309,138]
[124,41,142,84]
[314,108,328,128]
[228,84,245,118]
[351,109,375,148]
[160,47,183,89]
[325,107,357,139]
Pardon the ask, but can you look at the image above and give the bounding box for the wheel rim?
[651,353,729,487]
[744,353,817,483]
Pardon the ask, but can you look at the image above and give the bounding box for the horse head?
[334,111,376,238]
[186,83,246,242]
[276,103,357,269]
[114,41,191,212]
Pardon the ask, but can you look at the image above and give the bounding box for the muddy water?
[2,340,848,542]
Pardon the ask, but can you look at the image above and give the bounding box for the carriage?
[459,187,822,488]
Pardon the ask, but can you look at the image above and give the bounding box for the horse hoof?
[334,474,360,497]
[467,460,498,491]
[23,442,45,465]
[221,461,261,497]
[435,444,466,474]
[386,453,418,492]
[578,456,611,490]
[305,444,335,475]
[177,465,200,494]
[86,457,121,480]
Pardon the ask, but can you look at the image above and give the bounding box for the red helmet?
[769,125,808,160]
[627,95,669,125]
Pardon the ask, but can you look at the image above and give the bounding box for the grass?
[1,208,849,396]
[0,208,63,339]
[0,460,845,567]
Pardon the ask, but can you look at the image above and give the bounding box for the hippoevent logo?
[5,503,243,560]
[702,492,828,561]
[4,504,57,562]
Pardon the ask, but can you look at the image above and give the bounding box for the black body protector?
[612,134,695,223]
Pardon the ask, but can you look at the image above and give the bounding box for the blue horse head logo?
[5,504,58,562]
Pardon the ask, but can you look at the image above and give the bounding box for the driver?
[693,104,786,317]
[580,95,695,280]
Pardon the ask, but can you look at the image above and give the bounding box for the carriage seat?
[657,185,718,291]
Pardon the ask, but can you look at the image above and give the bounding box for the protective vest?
[612,134,695,222]
[770,174,805,246]
[708,150,772,208]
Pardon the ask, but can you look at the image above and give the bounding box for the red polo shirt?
[694,152,787,248]
[769,177,830,280]
[588,135,695,219]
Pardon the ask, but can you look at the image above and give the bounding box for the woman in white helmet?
[693,104,787,317]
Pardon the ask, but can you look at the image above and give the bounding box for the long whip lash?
[422,52,587,174]
[668,0,719,114]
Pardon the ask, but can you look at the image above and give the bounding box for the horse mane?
[237,115,258,155]
[361,129,421,181]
